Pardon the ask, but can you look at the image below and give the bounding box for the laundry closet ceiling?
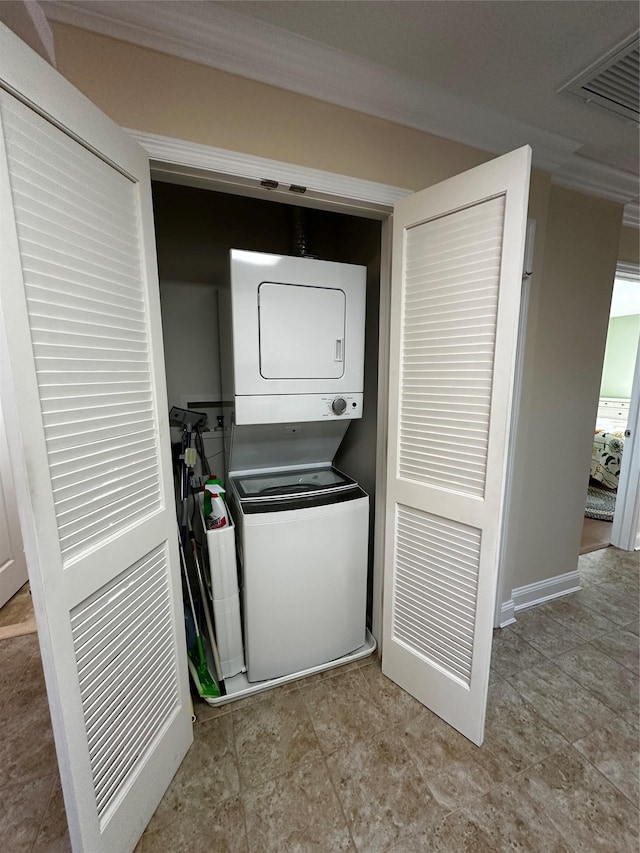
[42,0,640,225]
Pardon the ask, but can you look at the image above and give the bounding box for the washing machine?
[229,464,369,682]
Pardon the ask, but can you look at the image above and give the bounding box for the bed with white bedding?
[590,428,625,490]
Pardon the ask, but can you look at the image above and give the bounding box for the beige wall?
[504,187,622,592]
[51,23,490,190]
[618,226,640,265]
[49,23,627,602]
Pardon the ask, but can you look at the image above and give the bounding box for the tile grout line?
[547,642,640,716]
[585,630,640,676]
[305,664,432,851]
[385,740,584,853]
[535,596,621,638]
[572,586,640,626]
[233,679,341,848]
[355,667,446,852]
[503,663,616,743]
[244,677,359,850]
[494,626,549,676]
[368,716,450,853]
[0,636,34,714]
[530,576,640,670]
[228,701,252,852]
[28,771,58,853]
[477,742,597,853]
[492,632,618,780]
[321,750,360,852]
[504,583,639,683]
[510,609,586,653]
[571,731,640,810]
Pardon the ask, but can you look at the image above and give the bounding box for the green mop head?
[187,636,221,699]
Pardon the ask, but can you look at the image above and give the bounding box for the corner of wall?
[0,1,56,66]
[500,186,623,600]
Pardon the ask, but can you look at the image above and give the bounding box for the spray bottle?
[203,477,228,530]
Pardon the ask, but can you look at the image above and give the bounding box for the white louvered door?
[0,25,191,852]
[382,147,531,745]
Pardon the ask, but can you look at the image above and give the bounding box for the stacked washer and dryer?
[219,249,375,693]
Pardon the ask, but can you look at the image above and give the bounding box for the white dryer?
[220,250,366,425]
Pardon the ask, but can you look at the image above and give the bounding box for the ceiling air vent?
[560,34,639,125]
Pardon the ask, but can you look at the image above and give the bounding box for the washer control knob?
[332,397,347,415]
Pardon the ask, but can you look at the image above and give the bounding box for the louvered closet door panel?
[394,506,480,685]
[0,27,191,853]
[71,544,179,821]
[1,95,161,565]
[399,196,505,498]
[382,147,531,747]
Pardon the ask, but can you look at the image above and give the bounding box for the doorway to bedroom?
[581,265,640,554]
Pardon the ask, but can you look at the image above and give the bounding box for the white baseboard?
[498,598,516,628]
[497,569,581,627]
[512,570,581,613]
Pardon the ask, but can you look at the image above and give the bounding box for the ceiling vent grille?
[560,34,639,125]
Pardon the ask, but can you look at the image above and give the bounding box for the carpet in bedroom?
[585,484,616,521]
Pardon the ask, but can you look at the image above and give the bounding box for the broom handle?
[177,527,200,637]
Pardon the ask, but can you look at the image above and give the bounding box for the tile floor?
[0,545,637,852]
[0,583,36,640]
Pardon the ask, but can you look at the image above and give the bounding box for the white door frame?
[130,129,405,643]
[134,130,409,215]
[493,219,536,627]
[611,261,640,551]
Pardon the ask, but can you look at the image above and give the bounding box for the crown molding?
[552,153,639,205]
[128,129,640,231]
[551,154,640,227]
[616,261,640,280]
[46,1,638,227]
[622,203,639,229]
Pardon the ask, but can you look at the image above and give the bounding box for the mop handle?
[177,526,201,637]
[188,525,225,685]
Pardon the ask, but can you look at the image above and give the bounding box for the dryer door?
[259,282,345,379]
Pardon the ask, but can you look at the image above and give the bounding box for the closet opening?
[151,178,384,700]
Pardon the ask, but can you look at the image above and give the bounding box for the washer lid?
[233,466,356,502]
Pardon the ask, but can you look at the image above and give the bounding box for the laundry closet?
[153,180,382,701]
